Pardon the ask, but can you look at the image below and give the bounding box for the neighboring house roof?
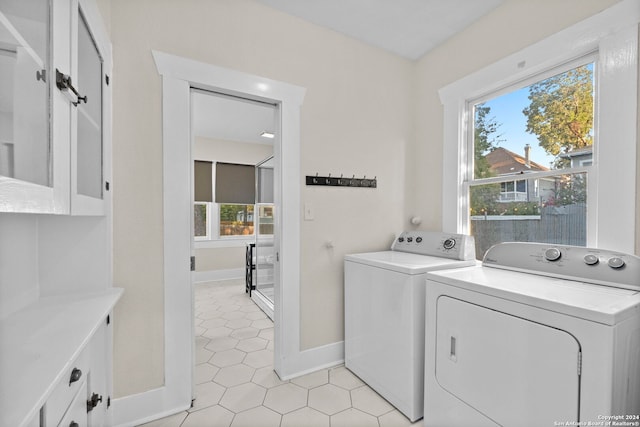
[485,147,549,175]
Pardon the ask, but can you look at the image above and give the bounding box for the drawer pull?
[69,368,82,385]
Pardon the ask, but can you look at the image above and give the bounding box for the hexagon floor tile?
[230,406,281,427]
[219,382,266,413]
[142,279,423,427]
[291,369,329,389]
[331,408,380,427]
[308,384,351,415]
[351,384,396,416]
[281,407,330,427]
[214,363,255,388]
[263,383,308,414]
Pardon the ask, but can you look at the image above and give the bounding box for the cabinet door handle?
[87,392,103,412]
[56,69,88,106]
[69,367,82,385]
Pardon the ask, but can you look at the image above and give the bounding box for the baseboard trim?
[193,268,244,283]
[112,387,190,427]
[278,340,345,381]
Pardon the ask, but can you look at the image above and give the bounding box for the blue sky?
[481,87,555,169]
[479,61,595,169]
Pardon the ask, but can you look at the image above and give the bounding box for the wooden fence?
[471,203,586,259]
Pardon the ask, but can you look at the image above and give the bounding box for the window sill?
[194,237,255,249]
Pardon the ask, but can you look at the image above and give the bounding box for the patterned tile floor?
[141,279,423,427]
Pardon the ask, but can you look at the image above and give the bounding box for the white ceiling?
[192,1,507,143]
[254,0,504,60]
[192,90,277,145]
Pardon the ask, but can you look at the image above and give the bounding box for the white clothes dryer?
[344,231,476,421]
[424,242,640,427]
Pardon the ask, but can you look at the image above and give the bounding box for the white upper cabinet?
[0,0,111,215]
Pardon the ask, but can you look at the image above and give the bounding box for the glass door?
[253,156,275,319]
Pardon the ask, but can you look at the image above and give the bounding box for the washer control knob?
[583,254,599,266]
[443,238,456,250]
[407,237,413,243]
[416,237,423,243]
[608,257,625,269]
[544,248,561,261]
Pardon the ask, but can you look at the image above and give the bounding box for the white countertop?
[0,288,123,427]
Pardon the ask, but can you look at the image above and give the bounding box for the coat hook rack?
[306,173,377,188]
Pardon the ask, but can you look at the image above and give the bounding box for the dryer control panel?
[391,231,475,261]
[483,242,640,291]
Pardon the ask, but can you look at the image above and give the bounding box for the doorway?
[191,90,277,321]
[153,50,308,418]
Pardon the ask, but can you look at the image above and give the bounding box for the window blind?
[215,162,256,204]
[194,160,212,202]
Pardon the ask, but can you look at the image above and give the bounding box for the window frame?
[440,3,638,254]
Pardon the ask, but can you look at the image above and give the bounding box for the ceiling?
[195,1,506,144]
[254,0,504,60]
[192,90,277,145]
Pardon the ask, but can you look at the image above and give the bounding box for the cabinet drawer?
[45,347,89,427]
[57,380,88,427]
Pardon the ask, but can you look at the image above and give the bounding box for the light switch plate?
[304,203,314,221]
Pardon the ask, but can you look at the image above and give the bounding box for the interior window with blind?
[194,161,256,240]
[469,60,594,258]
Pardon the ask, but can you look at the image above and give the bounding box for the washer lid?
[426,266,640,325]
[345,251,477,274]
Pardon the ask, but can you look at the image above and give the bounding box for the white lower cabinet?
[0,290,122,427]
[42,322,109,427]
[43,322,109,427]
[56,380,88,427]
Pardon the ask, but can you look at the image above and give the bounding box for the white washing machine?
[344,231,476,422]
[424,242,640,427]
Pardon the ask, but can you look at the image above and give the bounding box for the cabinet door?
[0,0,70,213]
[87,321,109,427]
[58,380,89,427]
[70,0,110,215]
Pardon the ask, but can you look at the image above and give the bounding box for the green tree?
[470,104,502,215]
[548,174,587,207]
[523,65,593,168]
[474,104,502,179]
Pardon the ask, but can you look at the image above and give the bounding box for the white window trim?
[440,0,638,254]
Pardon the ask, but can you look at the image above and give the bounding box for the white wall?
[110,0,412,397]
[0,214,39,319]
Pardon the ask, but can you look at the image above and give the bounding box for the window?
[469,61,593,256]
[194,202,209,239]
[499,180,528,202]
[194,161,257,241]
[440,4,637,257]
[219,204,254,236]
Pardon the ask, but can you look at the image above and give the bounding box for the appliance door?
[435,296,580,426]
